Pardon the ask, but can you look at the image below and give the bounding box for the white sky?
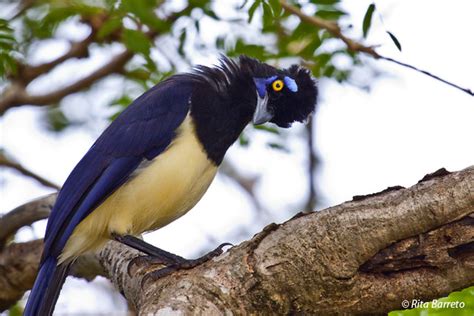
[1,0,473,314]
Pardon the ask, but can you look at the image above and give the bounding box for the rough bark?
[0,239,104,311]
[0,166,473,315]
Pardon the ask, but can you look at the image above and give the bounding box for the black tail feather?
[24,257,71,316]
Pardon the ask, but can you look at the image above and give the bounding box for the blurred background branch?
[0,152,59,190]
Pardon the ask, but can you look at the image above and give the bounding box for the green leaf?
[292,22,315,38]
[97,17,122,39]
[261,2,274,28]
[267,142,288,152]
[300,35,322,58]
[46,107,71,132]
[387,31,402,51]
[240,0,249,9]
[0,33,15,43]
[0,52,17,78]
[111,95,133,107]
[194,19,200,32]
[248,0,261,23]
[239,133,250,146]
[8,302,23,316]
[315,9,347,20]
[121,0,169,31]
[362,3,375,38]
[323,64,336,78]
[229,38,267,59]
[0,21,16,65]
[0,42,12,50]
[178,30,187,55]
[122,29,151,55]
[268,0,282,17]
[254,124,279,134]
[203,7,220,20]
[311,0,340,4]
[215,36,225,49]
[316,53,332,68]
[125,68,151,81]
[109,95,134,120]
[333,68,349,82]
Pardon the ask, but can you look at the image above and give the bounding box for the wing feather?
[43,77,193,259]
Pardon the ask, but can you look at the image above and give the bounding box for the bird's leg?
[112,233,231,283]
[112,233,186,264]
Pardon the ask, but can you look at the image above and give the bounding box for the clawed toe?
[141,265,179,287]
[127,242,234,286]
[127,255,169,276]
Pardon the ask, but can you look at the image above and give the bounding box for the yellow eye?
[272,79,284,92]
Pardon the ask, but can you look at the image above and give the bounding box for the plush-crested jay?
[24,55,317,315]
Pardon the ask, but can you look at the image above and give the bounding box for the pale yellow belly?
[60,117,217,263]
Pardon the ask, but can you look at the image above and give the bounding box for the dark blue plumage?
[25,77,193,316]
[43,78,192,259]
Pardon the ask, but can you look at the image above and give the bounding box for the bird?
[24,55,318,315]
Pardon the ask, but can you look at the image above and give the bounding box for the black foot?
[139,242,232,287]
[112,234,232,286]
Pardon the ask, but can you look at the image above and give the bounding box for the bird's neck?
[190,80,256,166]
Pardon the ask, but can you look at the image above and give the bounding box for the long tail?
[24,257,71,316]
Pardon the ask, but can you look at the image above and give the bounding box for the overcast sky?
[1,0,473,314]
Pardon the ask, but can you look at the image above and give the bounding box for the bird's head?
[187,55,318,165]
[239,55,318,128]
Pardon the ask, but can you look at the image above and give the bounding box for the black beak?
[252,92,272,124]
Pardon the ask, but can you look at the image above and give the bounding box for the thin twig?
[280,1,379,57]
[280,0,474,97]
[379,56,474,96]
[0,152,60,189]
[0,50,133,114]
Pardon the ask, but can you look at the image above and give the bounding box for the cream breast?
[60,115,217,262]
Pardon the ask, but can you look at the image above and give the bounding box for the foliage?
[389,286,474,316]
[236,0,354,81]
[0,0,396,138]
[0,19,17,78]
[7,302,22,316]
[361,2,401,51]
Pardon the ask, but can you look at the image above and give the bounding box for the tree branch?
[280,1,474,97]
[16,33,95,85]
[0,193,57,249]
[0,2,197,116]
[0,152,60,190]
[1,166,472,314]
[100,165,474,314]
[0,50,133,114]
[0,239,104,311]
[0,240,43,311]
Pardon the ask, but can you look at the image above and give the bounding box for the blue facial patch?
[254,76,277,98]
[284,76,298,92]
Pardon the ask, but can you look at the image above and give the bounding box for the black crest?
[188,55,318,164]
